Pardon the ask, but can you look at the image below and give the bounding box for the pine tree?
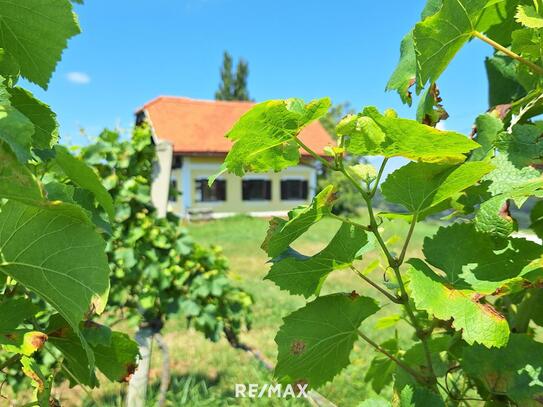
[215,51,250,101]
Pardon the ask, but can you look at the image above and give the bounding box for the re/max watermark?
[234,383,309,398]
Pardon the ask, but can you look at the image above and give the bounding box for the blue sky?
[26,0,491,147]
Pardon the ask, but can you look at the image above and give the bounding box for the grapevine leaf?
[223,98,330,176]
[0,297,39,333]
[485,55,527,107]
[266,222,370,298]
[274,293,379,388]
[423,223,543,293]
[381,161,493,215]
[386,31,416,105]
[460,335,543,404]
[416,83,448,126]
[261,185,336,257]
[0,330,48,356]
[495,123,543,168]
[482,154,541,204]
[475,195,517,237]
[0,200,110,333]
[413,0,499,90]
[386,0,443,104]
[20,356,52,407]
[407,259,510,347]
[0,0,81,89]
[515,5,543,28]
[48,315,138,386]
[0,95,35,162]
[8,87,58,149]
[342,107,480,164]
[93,332,139,383]
[54,145,115,220]
[0,142,44,204]
[364,338,398,393]
[469,114,503,161]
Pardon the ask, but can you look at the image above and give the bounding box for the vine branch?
[357,330,427,385]
[472,31,543,76]
[351,265,402,304]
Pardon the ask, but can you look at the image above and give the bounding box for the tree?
[79,125,253,406]
[216,0,543,404]
[215,51,251,101]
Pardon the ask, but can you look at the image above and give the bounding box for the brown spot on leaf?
[499,201,512,221]
[30,333,48,350]
[290,340,306,355]
[349,290,360,300]
[481,303,506,320]
[49,326,70,338]
[121,363,137,382]
[493,104,512,120]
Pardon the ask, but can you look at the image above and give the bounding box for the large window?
[242,179,271,201]
[195,178,226,202]
[281,179,308,201]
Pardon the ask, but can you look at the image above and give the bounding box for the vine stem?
[357,330,427,385]
[472,31,543,76]
[342,164,438,385]
[370,158,389,198]
[293,136,333,169]
[328,213,370,231]
[351,266,402,304]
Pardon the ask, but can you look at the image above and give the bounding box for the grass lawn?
[80,212,441,406]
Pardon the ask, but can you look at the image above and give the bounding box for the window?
[281,179,308,201]
[195,178,226,202]
[242,179,271,201]
[169,179,179,202]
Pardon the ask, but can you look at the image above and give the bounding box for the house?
[136,96,331,218]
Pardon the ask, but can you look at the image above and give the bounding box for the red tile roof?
[138,96,332,156]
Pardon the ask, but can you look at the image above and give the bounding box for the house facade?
[137,96,331,218]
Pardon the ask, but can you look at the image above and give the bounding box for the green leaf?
[21,355,52,407]
[407,259,509,347]
[381,161,493,215]
[0,95,34,162]
[495,123,543,168]
[475,195,517,237]
[364,338,398,393]
[93,332,139,383]
[0,142,44,204]
[0,297,39,333]
[461,335,543,404]
[423,222,542,293]
[54,145,115,220]
[266,222,370,298]
[413,0,490,90]
[386,0,443,104]
[223,98,330,176]
[469,114,503,161]
[416,83,448,126]
[342,107,480,164]
[0,200,110,333]
[386,31,416,105]
[483,154,541,204]
[8,87,58,149]
[531,201,543,239]
[0,0,80,89]
[275,293,379,388]
[485,55,528,107]
[515,4,543,28]
[261,185,336,257]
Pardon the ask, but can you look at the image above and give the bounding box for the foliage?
[79,127,253,342]
[217,0,543,404]
[214,51,251,101]
[0,1,138,405]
